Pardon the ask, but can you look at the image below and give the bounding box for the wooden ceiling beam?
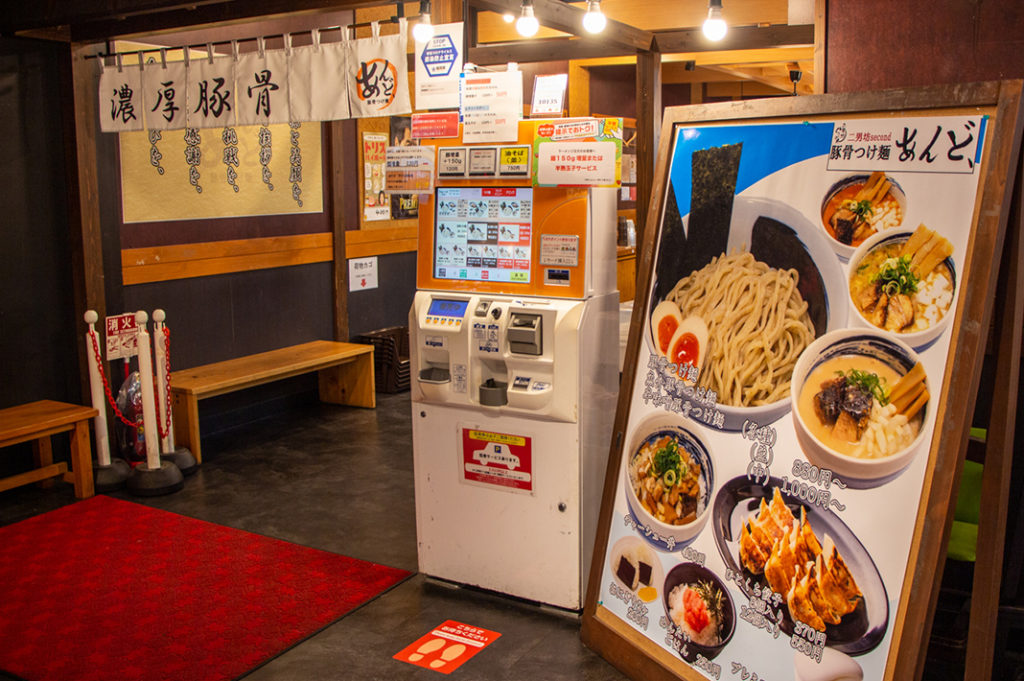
[54,0,383,43]
[653,23,813,53]
[468,0,654,51]
[468,37,636,65]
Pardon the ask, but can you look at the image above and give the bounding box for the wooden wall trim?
[121,233,333,285]
[344,226,419,258]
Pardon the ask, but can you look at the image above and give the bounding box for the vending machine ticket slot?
[507,313,542,355]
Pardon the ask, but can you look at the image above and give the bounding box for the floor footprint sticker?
[429,643,466,669]
[408,638,445,662]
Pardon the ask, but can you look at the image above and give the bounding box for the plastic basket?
[355,326,410,393]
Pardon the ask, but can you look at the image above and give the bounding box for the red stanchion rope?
[88,328,173,439]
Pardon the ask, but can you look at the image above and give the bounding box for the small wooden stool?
[0,400,97,499]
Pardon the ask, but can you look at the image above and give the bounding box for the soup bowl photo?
[820,173,908,261]
[790,329,932,488]
[847,229,957,350]
[623,412,716,551]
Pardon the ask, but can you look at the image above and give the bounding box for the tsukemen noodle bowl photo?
[790,329,932,488]
[662,562,736,662]
[847,226,956,349]
[650,192,848,431]
[624,412,715,551]
[820,172,908,260]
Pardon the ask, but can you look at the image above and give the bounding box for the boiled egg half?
[666,316,710,380]
[651,300,683,357]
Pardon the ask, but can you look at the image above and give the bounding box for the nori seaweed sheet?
[686,142,742,275]
[750,215,827,336]
[652,182,688,304]
[652,142,743,304]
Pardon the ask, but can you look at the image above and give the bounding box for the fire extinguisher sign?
[461,427,533,494]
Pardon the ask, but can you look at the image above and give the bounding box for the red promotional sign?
[411,111,460,139]
[393,620,501,674]
[461,428,533,492]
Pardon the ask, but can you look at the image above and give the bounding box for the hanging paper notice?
[414,22,464,110]
[363,132,390,220]
[348,256,379,291]
[460,71,522,144]
[530,73,568,117]
[531,117,623,187]
[385,146,435,194]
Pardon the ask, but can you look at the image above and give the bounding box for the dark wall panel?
[347,251,417,339]
[0,38,78,409]
[121,262,334,370]
[828,0,1024,92]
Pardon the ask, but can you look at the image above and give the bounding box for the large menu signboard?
[583,85,1023,681]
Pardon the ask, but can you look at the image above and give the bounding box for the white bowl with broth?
[623,412,715,551]
[820,173,908,261]
[648,196,848,431]
[847,229,956,350]
[790,329,931,488]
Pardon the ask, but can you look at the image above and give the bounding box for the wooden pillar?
[326,120,353,342]
[635,48,661,247]
[814,0,827,93]
[568,61,590,118]
[964,147,1024,680]
[63,42,106,399]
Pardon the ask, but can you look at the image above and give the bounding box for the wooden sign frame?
[582,81,1024,681]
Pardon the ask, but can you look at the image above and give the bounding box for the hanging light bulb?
[516,0,539,37]
[702,0,727,41]
[582,0,607,33]
[412,0,434,42]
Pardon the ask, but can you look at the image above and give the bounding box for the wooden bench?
[170,340,375,463]
[0,400,97,499]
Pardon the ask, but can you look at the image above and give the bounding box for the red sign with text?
[461,428,533,492]
[393,620,501,674]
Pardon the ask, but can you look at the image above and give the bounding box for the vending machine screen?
[433,187,533,284]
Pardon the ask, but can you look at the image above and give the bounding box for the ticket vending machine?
[410,124,620,610]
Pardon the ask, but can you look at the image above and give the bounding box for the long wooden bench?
[0,400,97,499]
[170,340,375,463]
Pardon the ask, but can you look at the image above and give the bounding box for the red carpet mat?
[0,495,411,681]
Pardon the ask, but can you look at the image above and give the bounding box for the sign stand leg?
[962,145,1024,680]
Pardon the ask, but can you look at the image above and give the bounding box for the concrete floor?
[0,392,629,681]
[0,390,987,681]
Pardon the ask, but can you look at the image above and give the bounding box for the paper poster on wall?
[363,132,390,220]
[460,70,522,144]
[348,256,379,291]
[385,146,435,194]
[414,22,464,111]
[120,122,323,222]
[531,118,622,187]
[594,114,987,681]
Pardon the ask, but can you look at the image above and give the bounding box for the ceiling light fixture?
[502,12,515,23]
[516,0,539,38]
[412,0,434,42]
[702,0,727,41]
[582,0,607,34]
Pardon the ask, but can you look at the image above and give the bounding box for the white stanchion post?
[135,311,162,471]
[83,311,112,467]
[152,309,173,454]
